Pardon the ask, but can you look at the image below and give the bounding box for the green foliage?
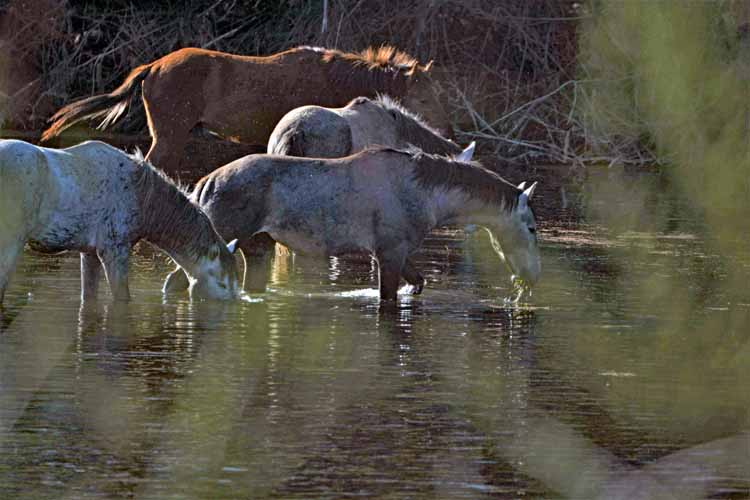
[578,1,750,214]
[569,0,750,448]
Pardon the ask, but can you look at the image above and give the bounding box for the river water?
[0,166,748,499]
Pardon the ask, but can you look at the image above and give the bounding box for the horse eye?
[218,282,227,289]
[528,227,537,234]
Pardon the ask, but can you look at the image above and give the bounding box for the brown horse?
[268,95,462,158]
[42,46,451,174]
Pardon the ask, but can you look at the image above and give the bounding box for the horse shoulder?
[199,156,270,208]
[0,140,47,215]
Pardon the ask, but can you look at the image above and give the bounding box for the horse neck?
[397,117,460,156]
[430,188,501,227]
[135,170,216,276]
[408,154,519,230]
[327,60,409,97]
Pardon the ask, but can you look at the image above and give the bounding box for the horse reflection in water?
[165,147,540,302]
[0,139,240,304]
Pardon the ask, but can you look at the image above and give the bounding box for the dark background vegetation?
[0,0,748,166]
[1,0,579,161]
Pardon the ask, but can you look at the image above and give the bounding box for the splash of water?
[504,276,532,304]
[239,292,264,303]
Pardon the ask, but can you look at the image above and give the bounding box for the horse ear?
[518,182,538,210]
[523,181,538,200]
[227,239,238,254]
[423,60,434,72]
[517,181,527,191]
[455,141,475,162]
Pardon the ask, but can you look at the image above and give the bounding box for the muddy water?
[0,168,748,499]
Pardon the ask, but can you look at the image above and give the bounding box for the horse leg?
[402,258,425,295]
[143,97,195,175]
[98,247,130,301]
[375,249,408,302]
[0,241,24,306]
[239,233,276,293]
[80,251,102,302]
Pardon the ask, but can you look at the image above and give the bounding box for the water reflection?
[0,168,748,498]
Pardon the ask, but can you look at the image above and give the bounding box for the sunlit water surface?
[1,168,748,499]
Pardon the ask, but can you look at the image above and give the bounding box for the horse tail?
[41,63,153,142]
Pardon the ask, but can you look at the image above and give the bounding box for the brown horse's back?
[143,47,340,145]
[45,45,448,174]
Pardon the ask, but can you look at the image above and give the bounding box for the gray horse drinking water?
[0,140,240,304]
[165,147,540,302]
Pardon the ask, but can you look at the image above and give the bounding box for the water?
[1,167,748,499]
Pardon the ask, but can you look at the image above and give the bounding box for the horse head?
[401,64,453,139]
[164,239,240,300]
[485,182,541,289]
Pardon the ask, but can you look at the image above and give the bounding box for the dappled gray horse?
[268,95,474,292]
[268,95,461,158]
[165,148,540,301]
[0,140,239,304]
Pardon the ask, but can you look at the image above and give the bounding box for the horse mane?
[375,147,521,212]
[320,45,422,71]
[303,45,427,96]
[372,95,459,156]
[130,153,220,258]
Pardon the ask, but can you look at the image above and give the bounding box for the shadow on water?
[0,166,748,498]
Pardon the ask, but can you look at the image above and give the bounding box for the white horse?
[268,95,465,159]
[165,147,540,301]
[0,139,240,304]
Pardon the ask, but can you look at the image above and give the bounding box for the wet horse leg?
[145,130,191,177]
[402,259,425,295]
[375,248,408,302]
[0,240,24,305]
[98,246,130,301]
[239,233,276,293]
[80,251,102,302]
[143,95,196,176]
